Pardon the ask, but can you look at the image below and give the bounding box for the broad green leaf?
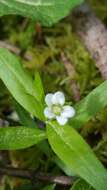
[70,179,95,190]
[47,121,107,190]
[42,184,55,190]
[0,0,83,26]
[38,140,75,176]
[34,72,45,102]
[71,80,107,129]
[0,127,46,150]
[53,156,76,176]
[0,48,45,121]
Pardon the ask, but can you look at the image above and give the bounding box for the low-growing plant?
[0,1,107,190]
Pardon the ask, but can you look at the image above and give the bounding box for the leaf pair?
[0,48,46,149]
[0,48,44,121]
[1,48,107,190]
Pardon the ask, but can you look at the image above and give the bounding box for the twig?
[0,40,21,55]
[0,40,33,61]
[72,3,107,79]
[0,167,75,186]
[61,52,80,102]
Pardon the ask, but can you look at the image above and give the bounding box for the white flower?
[44,91,75,125]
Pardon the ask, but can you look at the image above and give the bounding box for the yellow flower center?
[52,105,62,115]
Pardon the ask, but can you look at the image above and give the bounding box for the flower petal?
[56,116,68,125]
[52,91,65,105]
[44,107,55,119]
[45,93,53,106]
[61,106,75,118]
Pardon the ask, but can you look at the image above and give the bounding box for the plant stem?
[0,166,75,186]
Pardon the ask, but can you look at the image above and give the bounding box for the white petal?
[52,91,65,105]
[56,116,68,125]
[45,93,53,106]
[44,107,55,119]
[61,106,75,118]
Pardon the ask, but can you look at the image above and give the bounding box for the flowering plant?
[0,48,107,190]
[0,1,107,190]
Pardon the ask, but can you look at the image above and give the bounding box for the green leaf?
[34,72,45,102]
[53,156,76,176]
[47,121,107,190]
[0,127,46,150]
[0,0,83,26]
[42,184,56,190]
[70,179,95,190]
[0,48,45,121]
[71,80,107,129]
